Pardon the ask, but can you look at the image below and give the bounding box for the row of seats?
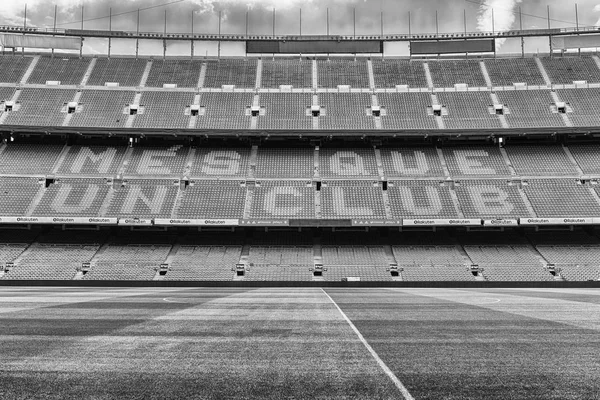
[2,177,600,219]
[2,231,600,281]
[2,144,594,177]
[5,55,600,87]
[2,88,595,129]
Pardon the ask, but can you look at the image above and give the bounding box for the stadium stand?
[248,245,313,266]
[124,145,188,176]
[443,146,511,177]
[568,144,600,175]
[505,145,578,176]
[453,180,532,219]
[557,265,600,281]
[0,177,42,215]
[70,90,135,128]
[380,147,445,178]
[27,56,90,85]
[0,55,33,83]
[56,145,127,176]
[133,91,195,129]
[556,89,600,127]
[400,265,476,281]
[0,143,64,175]
[319,147,379,178]
[427,60,487,87]
[165,245,242,281]
[371,59,428,88]
[541,57,600,84]
[392,245,466,265]
[203,59,257,88]
[195,92,253,129]
[256,93,313,130]
[145,59,203,88]
[495,90,565,128]
[250,181,316,219]
[436,91,502,129]
[484,58,546,86]
[106,179,178,218]
[86,58,147,87]
[524,179,600,217]
[178,180,246,219]
[3,88,76,126]
[388,180,459,219]
[378,92,438,130]
[261,59,312,88]
[245,264,313,281]
[191,147,250,178]
[255,147,314,178]
[32,178,111,217]
[317,59,369,88]
[320,181,386,219]
[318,93,375,130]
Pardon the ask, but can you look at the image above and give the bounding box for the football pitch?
[1,287,599,400]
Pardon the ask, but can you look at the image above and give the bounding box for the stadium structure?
[1,22,600,286]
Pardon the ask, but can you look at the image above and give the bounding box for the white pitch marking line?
[162,298,184,303]
[321,288,415,400]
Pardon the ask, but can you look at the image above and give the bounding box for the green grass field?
[1,287,599,399]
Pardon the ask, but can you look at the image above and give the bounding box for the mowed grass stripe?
[398,288,600,331]
[328,288,600,400]
[1,288,401,399]
[321,288,415,400]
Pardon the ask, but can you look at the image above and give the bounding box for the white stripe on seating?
[321,288,415,400]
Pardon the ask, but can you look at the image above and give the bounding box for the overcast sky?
[1,0,599,56]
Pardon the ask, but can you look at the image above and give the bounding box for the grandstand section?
[203,59,257,88]
[378,92,438,130]
[556,89,600,127]
[257,93,313,130]
[3,88,76,126]
[427,60,487,87]
[86,58,147,87]
[250,181,316,219]
[145,60,203,88]
[484,58,546,86]
[191,147,250,178]
[380,147,445,178]
[320,181,386,219]
[0,55,32,83]
[178,180,247,219]
[195,92,253,130]
[453,180,532,219]
[495,90,565,128]
[255,147,314,178]
[387,181,459,219]
[316,59,369,88]
[523,179,600,217]
[319,147,379,178]
[436,91,502,129]
[371,59,427,88]
[132,91,195,129]
[318,93,375,130]
[70,90,136,128]
[26,56,90,85]
[32,178,111,217]
[541,57,600,84]
[261,59,312,88]
[56,145,127,176]
[442,146,511,177]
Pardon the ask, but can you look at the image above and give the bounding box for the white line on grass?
[320,288,415,400]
